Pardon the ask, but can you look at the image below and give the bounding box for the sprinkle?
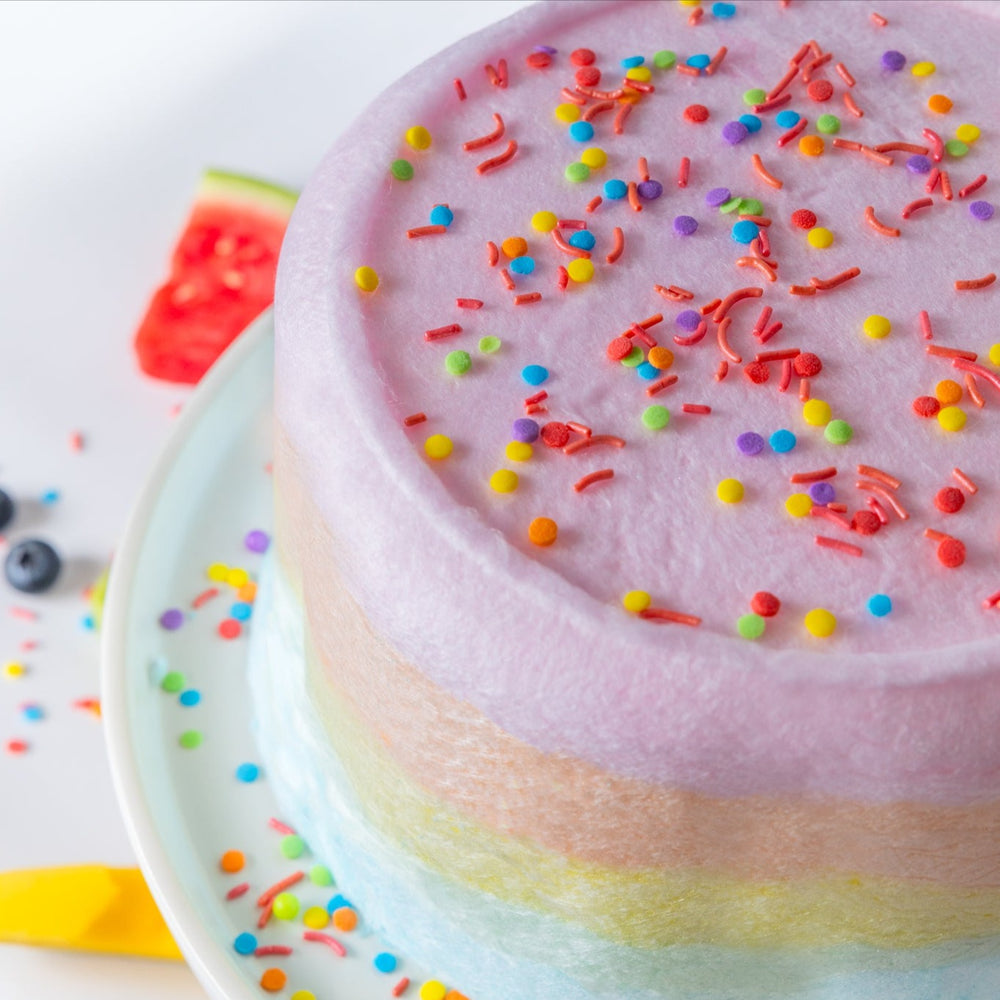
[682,403,711,414]
[303,931,347,957]
[716,478,745,503]
[477,140,518,175]
[714,286,764,323]
[770,429,796,452]
[777,119,808,147]
[935,486,965,514]
[881,50,906,72]
[937,406,967,432]
[563,434,625,453]
[737,613,766,639]
[392,978,411,997]
[955,273,997,291]
[256,945,293,958]
[406,225,447,240]
[750,153,783,189]
[931,534,966,568]
[424,323,462,342]
[226,883,250,901]
[753,93,792,114]
[806,227,834,249]
[390,159,414,181]
[952,358,1000,397]
[453,78,466,101]
[902,198,934,220]
[804,608,837,637]
[623,590,651,613]
[490,469,519,494]
[716,317,741,363]
[736,431,765,455]
[965,373,985,408]
[486,241,499,266]
[673,215,699,236]
[835,62,856,86]
[606,227,625,263]
[959,175,988,199]
[856,480,909,519]
[864,205,900,237]
[567,258,595,283]
[816,535,863,557]
[513,292,542,306]
[913,395,940,418]
[716,360,730,381]
[863,315,891,339]
[573,469,614,493]
[731,220,759,244]
[790,467,837,484]
[918,311,934,340]
[867,594,892,617]
[856,464,900,489]
[927,344,977,361]
[983,591,1000,610]
[639,608,702,627]
[970,201,995,221]
[912,60,936,77]
[953,468,978,494]
[843,93,864,118]
[677,157,691,188]
[824,419,853,444]
[646,375,679,397]
[935,378,963,405]
[674,321,708,347]
[743,360,770,384]
[811,267,860,290]
[424,434,453,460]
[786,493,813,517]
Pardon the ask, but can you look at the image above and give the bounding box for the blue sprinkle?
[712,1,736,16]
[739,113,762,133]
[22,704,43,722]
[686,53,711,69]
[568,120,595,142]
[521,364,549,386]
[568,230,596,251]
[509,255,536,275]
[769,429,797,453]
[428,204,453,227]
[636,362,660,381]
[40,490,60,505]
[326,893,353,914]
[230,601,253,621]
[621,55,645,69]
[178,689,201,707]
[731,220,759,244]
[603,178,628,199]
[374,952,398,974]
[235,762,260,783]
[775,109,801,129]
[81,614,95,631]
[867,594,893,617]
[233,932,257,955]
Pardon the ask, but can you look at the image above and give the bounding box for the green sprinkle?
[642,405,670,430]
[737,613,766,640]
[280,834,307,859]
[653,50,677,70]
[161,671,185,693]
[478,335,501,354]
[945,139,970,158]
[272,892,300,921]
[445,350,472,375]
[178,730,202,749]
[816,113,841,134]
[738,198,764,217]
[719,196,743,214]
[565,161,591,183]
[390,159,414,181]
[310,865,335,887]
[825,419,853,445]
[743,88,767,106]
[620,345,645,368]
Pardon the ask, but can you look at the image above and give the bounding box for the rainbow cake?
[251,1,1000,996]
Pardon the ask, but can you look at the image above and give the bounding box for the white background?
[0,3,527,997]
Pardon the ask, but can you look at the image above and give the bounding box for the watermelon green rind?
[198,169,298,218]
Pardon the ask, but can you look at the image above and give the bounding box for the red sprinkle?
[573,469,614,493]
[793,352,822,377]
[953,468,979,494]
[646,375,679,397]
[424,324,462,342]
[218,618,241,640]
[226,882,250,901]
[913,395,940,417]
[541,422,570,448]
[513,292,541,306]
[751,591,781,617]
[678,156,691,188]
[806,79,834,102]
[936,537,967,568]
[607,336,632,361]
[524,390,548,406]
[959,174,987,199]
[683,104,710,124]
[682,403,711,414]
[744,361,770,384]
[935,487,965,514]
[791,208,817,229]
[918,310,934,340]
[575,65,601,87]
[453,78,466,101]
[303,931,347,957]
[393,977,411,997]
[257,870,304,907]
[462,113,506,152]
[525,51,552,70]
[255,946,293,957]
[851,510,882,536]
[570,48,595,66]
[639,608,702,627]
[791,467,837,484]
[815,536,864,557]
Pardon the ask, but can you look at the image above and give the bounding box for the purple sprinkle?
[809,481,836,505]
[705,186,731,207]
[535,45,557,55]
[244,529,270,554]
[676,309,702,332]
[906,155,932,175]
[736,432,765,456]
[970,200,995,221]
[881,50,906,72]
[159,608,184,631]
[673,215,698,235]
[512,418,540,443]
[721,120,749,145]
[637,179,663,200]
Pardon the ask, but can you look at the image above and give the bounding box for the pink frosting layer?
[276,0,1000,803]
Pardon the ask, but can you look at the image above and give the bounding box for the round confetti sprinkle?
[424,434,453,460]
[581,147,608,169]
[260,968,287,993]
[244,529,269,554]
[648,346,674,369]
[532,210,558,232]
[207,562,228,581]
[809,482,836,505]
[684,104,710,124]
[303,906,329,930]
[332,906,358,931]
[906,155,932,174]
[676,309,702,331]
[429,204,454,227]
[804,608,837,638]
[310,865,334,886]
[775,109,801,129]
[501,236,527,258]
[604,178,628,199]
[230,601,252,621]
[769,429,796,453]
[722,120,749,144]
[541,422,570,447]
[751,591,781,617]
[712,1,736,16]
[970,201,994,221]
[793,353,822,377]
[179,730,202,749]
[863,315,891,339]
[935,379,963,405]
[623,590,651,613]
[354,266,379,292]
[575,65,601,87]
[642,405,670,430]
[375,952,398,973]
[159,608,183,631]
[673,215,698,235]
[291,992,317,1000]
[637,179,663,200]
[568,230,596,251]
[935,486,965,513]
[824,419,853,445]
[806,79,833,102]
[736,431,765,456]
[852,510,881,535]
[803,399,832,426]
[233,932,257,955]
[567,258,595,282]
[807,226,834,248]
[526,50,552,69]
[528,517,558,547]
[21,704,43,721]
[798,135,824,157]
[235,762,259,783]
[913,395,941,418]
[479,335,501,354]
[607,336,632,361]
[161,670,184,693]
[521,364,549,386]
[281,834,306,859]
[505,441,533,462]
[911,60,936,77]
[3,662,26,680]
[716,478,744,504]
[178,689,201,707]
[512,418,540,443]
[739,198,763,216]
[405,125,432,150]
[731,220,759,244]
[420,982,447,1000]
[937,406,967,432]
[554,103,581,124]
[790,208,817,230]
[509,255,536,274]
[937,538,966,568]
[570,48,595,66]
[490,469,519,493]
[706,187,731,207]
[744,87,767,106]
[955,123,981,144]
[565,162,591,183]
[390,159,414,181]
[687,53,711,70]
[785,493,813,517]
[744,361,769,384]
[622,54,645,69]
[6,739,28,755]
[568,120,595,142]
[636,361,659,381]
[225,567,248,587]
[273,892,300,921]
[739,113,762,133]
[881,50,906,72]
[927,93,953,114]
[945,139,970,157]
[220,849,245,873]
[653,50,677,69]
[868,594,893,617]
[737,613,766,640]
[218,618,241,640]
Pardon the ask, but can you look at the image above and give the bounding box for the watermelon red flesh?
[134,171,297,384]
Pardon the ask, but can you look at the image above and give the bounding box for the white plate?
[101,312,424,1000]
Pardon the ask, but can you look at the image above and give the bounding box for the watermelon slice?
[134,170,297,384]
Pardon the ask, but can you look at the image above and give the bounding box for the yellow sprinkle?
[935,379,963,405]
[291,992,317,1000]
[580,147,608,169]
[678,0,701,6]
[802,399,832,426]
[225,567,249,588]
[716,478,744,504]
[490,469,519,493]
[625,66,652,83]
[911,61,936,77]
[419,981,448,1000]
[405,125,432,150]
[3,661,25,680]
[505,441,533,462]
[623,590,652,613]
[807,227,834,249]
[302,906,329,930]
[988,343,1000,367]
[531,210,558,233]
[207,562,229,582]
[554,103,582,124]
[862,314,891,339]
[937,406,967,432]
[804,608,837,638]
[785,493,813,518]
[424,434,453,460]
[354,266,379,292]
[955,123,981,144]
[567,258,595,283]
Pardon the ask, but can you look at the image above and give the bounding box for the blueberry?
[5,539,61,594]
[0,489,13,532]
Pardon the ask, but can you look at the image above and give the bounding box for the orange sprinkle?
[856,464,901,489]
[585,196,603,213]
[500,269,515,291]
[799,134,824,157]
[965,373,985,408]
[700,298,722,316]
[856,480,909,519]
[799,378,811,401]
[740,214,773,226]
[777,118,808,147]
[861,146,892,166]
[646,375,679,397]
[528,517,558,547]
[637,156,650,182]
[654,284,694,301]
[639,608,702,627]
[927,94,953,114]
[924,528,951,544]
[627,180,642,212]
[790,467,837,484]
[706,45,728,75]
[513,292,541,306]
[832,138,863,152]
[810,267,861,290]
[257,901,273,930]
[424,324,462,342]
[462,113,505,151]
[844,92,864,118]
[811,507,855,532]
[935,378,964,405]
[713,286,764,323]
[237,581,257,603]
[560,87,586,105]
[715,360,729,381]
[682,403,711,414]
[953,468,979,494]
[753,92,792,114]
[563,434,625,454]
[902,197,934,219]
[871,11,888,26]
[955,273,997,291]
[940,170,954,201]
[789,285,816,296]
[581,99,616,122]
[257,871,305,908]
[456,298,483,310]
[606,227,625,264]
[688,7,704,26]
[736,257,778,281]
[716,316,742,364]
[767,65,799,101]
[815,535,864,557]
[260,969,287,993]
[332,907,358,932]
[551,228,590,258]
[220,850,245,873]
[613,102,632,134]
[675,321,708,346]
[573,469,614,493]
[751,153,783,189]
[926,344,977,361]
[865,205,900,237]
[486,241,499,266]
[476,139,518,175]
[835,62,856,86]
[406,225,448,239]
[874,142,930,155]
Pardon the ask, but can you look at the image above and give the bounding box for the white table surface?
[0,2,528,997]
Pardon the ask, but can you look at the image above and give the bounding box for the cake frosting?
[254,1,1000,997]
